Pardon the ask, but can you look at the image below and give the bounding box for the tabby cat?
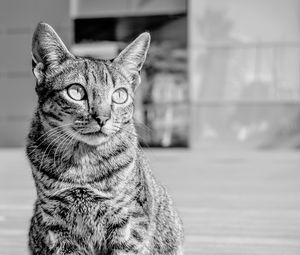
[26,23,184,255]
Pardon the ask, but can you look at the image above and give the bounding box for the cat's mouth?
[68,127,109,146]
[78,129,108,137]
[70,124,108,137]
[82,130,107,137]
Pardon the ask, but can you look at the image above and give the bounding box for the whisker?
[32,123,73,144]
[27,129,65,158]
[112,124,139,138]
[27,123,74,157]
[56,133,75,183]
[60,132,74,166]
[39,132,68,171]
[134,118,153,133]
[114,124,151,151]
[53,134,71,168]
[113,130,145,157]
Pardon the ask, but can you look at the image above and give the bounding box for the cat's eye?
[112,88,128,104]
[67,84,86,101]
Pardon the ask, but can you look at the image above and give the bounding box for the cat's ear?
[114,32,150,80]
[32,22,74,81]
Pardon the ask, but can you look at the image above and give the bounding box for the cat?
[26,22,184,255]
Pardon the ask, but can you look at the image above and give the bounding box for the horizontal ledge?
[142,100,300,107]
[189,41,300,49]
[72,11,186,19]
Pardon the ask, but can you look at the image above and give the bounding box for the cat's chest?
[51,187,108,216]
[49,187,128,229]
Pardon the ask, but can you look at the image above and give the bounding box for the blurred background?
[1,0,300,148]
[1,0,300,254]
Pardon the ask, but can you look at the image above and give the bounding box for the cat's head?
[32,23,150,146]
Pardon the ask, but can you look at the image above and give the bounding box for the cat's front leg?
[29,227,90,255]
[108,221,150,255]
[46,231,91,255]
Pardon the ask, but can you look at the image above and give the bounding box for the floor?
[0,148,300,254]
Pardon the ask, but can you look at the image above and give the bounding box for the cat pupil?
[67,84,85,101]
[112,88,127,104]
[117,91,122,100]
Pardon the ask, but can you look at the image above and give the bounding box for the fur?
[26,22,184,255]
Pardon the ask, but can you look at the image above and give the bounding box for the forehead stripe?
[91,70,97,83]
[102,63,111,86]
[84,60,89,84]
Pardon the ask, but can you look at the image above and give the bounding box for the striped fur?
[27,23,184,255]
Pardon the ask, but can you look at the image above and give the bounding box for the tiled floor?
[0,148,300,254]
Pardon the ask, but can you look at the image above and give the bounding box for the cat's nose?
[94,115,110,127]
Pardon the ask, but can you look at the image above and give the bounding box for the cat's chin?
[85,133,111,146]
[72,132,110,146]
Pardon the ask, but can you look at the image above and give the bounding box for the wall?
[0,0,71,147]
